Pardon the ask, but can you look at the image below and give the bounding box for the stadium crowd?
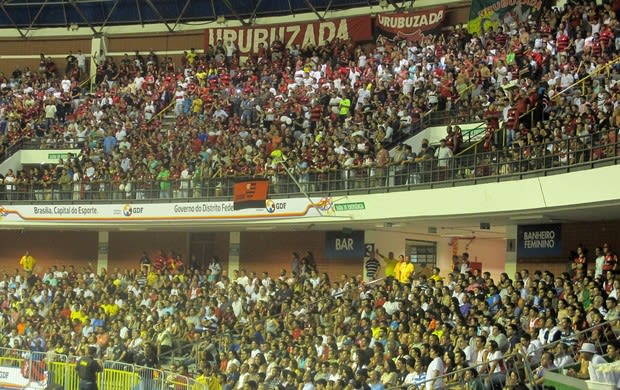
[1,1,620,199]
[1,242,619,390]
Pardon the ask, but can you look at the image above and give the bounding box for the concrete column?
[228,231,240,276]
[89,34,108,80]
[505,225,518,278]
[97,231,109,273]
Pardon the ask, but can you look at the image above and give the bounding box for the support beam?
[144,0,173,32]
[303,0,324,21]
[62,0,68,27]
[248,0,264,24]
[98,0,120,32]
[221,0,249,25]
[70,0,99,35]
[27,0,48,31]
[322,0,333,20]
[387,0,404,11]
[135,0,143,26]
[172,0,192,32]
[0,3,26,38]
[210,0,216,19]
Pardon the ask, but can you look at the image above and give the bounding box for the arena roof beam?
[70,0,99,34]
[172,0,192,31]
[303,0,325,21]
[144,0,173,32]
[248,0,264,24]
[135,0,143,26]
[386,0,404,11]
[27,0,48,30]
[98,0,120,32]
[221,0,249,25]
[0,3,26,38]
[322,0,333,19]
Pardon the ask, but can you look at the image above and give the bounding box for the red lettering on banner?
[204,16,372,55]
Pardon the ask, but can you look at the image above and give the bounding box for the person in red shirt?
[571,244,588,279]
[602,243,618,274]
[557,32,570,53]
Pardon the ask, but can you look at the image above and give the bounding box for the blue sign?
[517,224,562,258]
[325,231,365,259]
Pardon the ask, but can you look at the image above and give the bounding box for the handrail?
[455,121,487,156]
[457,55,620,156]
[552,55,620,99]
[149,97,177,124]
[79,72,97,91]
[0,347,202,389]
[0,134,617,202]
[388,320,616,390]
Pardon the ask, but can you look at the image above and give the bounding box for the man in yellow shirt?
[399,256,415,284]
[393,255,406,283]
[19,251,36,274]
[429,267,443,282]
[375,249,397,279]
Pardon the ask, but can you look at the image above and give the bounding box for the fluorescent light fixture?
[509,215,545,221]
[245,226,275,231]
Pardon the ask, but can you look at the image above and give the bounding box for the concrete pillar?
[228,231,240,276]
[505,225,518,278]
[89,34,108,80]
[97,231,109,273]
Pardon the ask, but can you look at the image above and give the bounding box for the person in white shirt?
[518,333,543,366]
[594,246,605,279]
[434,139,454,168]
[567,343,607,381]
[553,342,575,369]
[484,340,506,390]
[426,345,445,390]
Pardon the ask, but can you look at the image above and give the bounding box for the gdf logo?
[265,200,287,213]
[123,204,144,217]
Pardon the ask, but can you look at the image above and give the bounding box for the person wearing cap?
[76,346,102,390]
[566,342,606,380]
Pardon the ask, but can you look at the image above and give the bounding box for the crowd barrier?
[0,348,202,390]
[1,135,618,203]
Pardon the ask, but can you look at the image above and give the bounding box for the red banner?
[233,180,269,210]
[205,16,372,56]
[376,7,446,39]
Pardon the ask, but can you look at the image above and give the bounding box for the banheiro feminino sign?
[517,223,563,258]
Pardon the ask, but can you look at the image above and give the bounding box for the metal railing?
[397,320,617,390]
[0,347,202,390]
[458,55,620,157]
[0,135,617,203]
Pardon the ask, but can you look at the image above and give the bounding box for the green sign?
[468,0,541,34]
[334,202,366,211]
[47,153,69,160]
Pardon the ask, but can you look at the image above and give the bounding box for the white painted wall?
[0,149,81,175]
[390,122,486,157]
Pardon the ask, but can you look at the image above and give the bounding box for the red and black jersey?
[591,39,602,57]
[556,33,570,52]
[506,107,518,129]
[495,33,508,47]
